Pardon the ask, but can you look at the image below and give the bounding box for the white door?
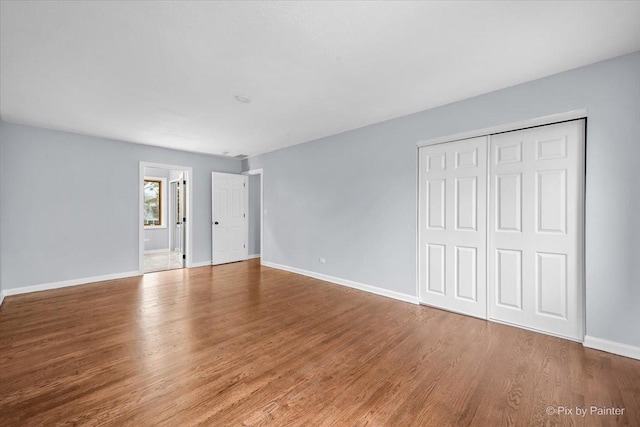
[212,172,248,265]
[488,120,585,340]
[419,136,488,319]
[170,176,186,266]
[170,181,178,250]
[177,176,186,263]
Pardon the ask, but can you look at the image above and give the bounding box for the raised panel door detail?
[496,173,522,232]
[537,137,567,160]
[427,244,446,295]
[455,246,477,301]
[496,142,522,164]
[537,170,566,234]
[232,188,242,218]
[536,253,567,319]
[427,153,446,171]
[496,249,522,310]
[427,179,446,229]
[455,177,477,231]
[456,149,478,169]
[216,189,228,220]
[230,226,243,251]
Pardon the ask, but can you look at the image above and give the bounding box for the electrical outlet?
[319,257,326,264]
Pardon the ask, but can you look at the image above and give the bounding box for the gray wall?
[245,51,640,348]
[0,122,241,289]
[248,174,261,256]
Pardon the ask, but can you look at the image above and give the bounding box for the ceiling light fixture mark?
[235,95,251,104]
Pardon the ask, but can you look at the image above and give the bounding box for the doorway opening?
[139,162,193,274]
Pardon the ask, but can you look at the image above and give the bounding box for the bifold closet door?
[419,137,487,319]
[488,120,585,340]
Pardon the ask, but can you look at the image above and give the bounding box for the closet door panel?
[419,137,487,319]
[488,120,585,340]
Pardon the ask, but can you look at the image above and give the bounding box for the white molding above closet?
[416,109,587,147]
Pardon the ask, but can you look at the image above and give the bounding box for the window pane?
[144,180,161,226]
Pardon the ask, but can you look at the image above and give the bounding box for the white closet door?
[488,120,585,340]
[419,137,487,319]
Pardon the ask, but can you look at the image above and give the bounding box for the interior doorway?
[139,162,193,274]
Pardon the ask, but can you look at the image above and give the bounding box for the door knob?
[214,221,219,225]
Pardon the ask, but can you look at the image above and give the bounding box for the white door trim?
[139,162,193,274]
[242,168,264,264]
[416,109,588,148]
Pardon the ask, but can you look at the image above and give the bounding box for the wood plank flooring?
[1,259,639,426]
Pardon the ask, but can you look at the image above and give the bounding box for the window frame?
[143,176,167,229]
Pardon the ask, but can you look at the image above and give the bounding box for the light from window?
[144,179,162,226]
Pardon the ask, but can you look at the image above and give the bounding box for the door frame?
[242,168,264,264]
[139,162,193,274]
[416,109,587,341]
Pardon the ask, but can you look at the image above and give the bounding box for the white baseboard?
[0,290,4,307]
[261,261,419,305]
[2,271,142,297]
[583,335,640,360]
[248,254,261,259]
[144,249,170,254]
[190,261,212,268]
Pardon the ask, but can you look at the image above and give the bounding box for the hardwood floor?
[1,259,639,426]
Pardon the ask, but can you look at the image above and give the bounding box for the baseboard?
[144,249,170,254]
[583,335,640,360]
[261,261,419,305]
[2,271,142,297]
[248,254,261,259]
[0,290,4,307]
[190,261,212,268]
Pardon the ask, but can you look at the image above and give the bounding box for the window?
[144,178,163,227]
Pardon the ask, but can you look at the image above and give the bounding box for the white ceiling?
[1,1,640,157]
